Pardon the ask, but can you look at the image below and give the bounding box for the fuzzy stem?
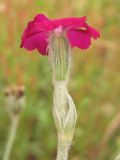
[53,82,77,160]
[115,153,120,160]
[3,116,19,160]
[57,137,70,160]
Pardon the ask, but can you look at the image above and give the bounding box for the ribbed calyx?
[48,29,71,81]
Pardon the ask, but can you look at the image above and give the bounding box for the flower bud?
[4,85,25,118]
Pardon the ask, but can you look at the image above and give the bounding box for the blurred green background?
[0,0,120,159]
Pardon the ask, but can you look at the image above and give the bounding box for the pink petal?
[23,23,45,38]
[33,14,49,22]
[22,33,48,55]
[21,15,87,49]
[67,29,91,49]
[21,14,49,45]
[88,26,100,39]
[20,13,100,55]
[37,16,87,31]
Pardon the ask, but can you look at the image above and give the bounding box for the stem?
[3,116,19,160]
[53,82,77,160]
[53,82,70,160]
[115,153,120,160]
[57,137,70,160]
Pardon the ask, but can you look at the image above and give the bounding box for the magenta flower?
[20,14,100,55]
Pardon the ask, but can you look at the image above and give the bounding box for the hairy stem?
[57,137,70,160]
[53,82,77,160]
[3,116,19,160]
[115,153,120,160]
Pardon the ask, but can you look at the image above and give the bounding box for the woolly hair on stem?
[48,30,77,160]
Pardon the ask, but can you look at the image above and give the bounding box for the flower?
[20,13,100,55]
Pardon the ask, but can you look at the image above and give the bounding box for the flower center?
[54,26,63,35]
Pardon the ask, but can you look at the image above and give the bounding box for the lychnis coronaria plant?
[21,13,100,160]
